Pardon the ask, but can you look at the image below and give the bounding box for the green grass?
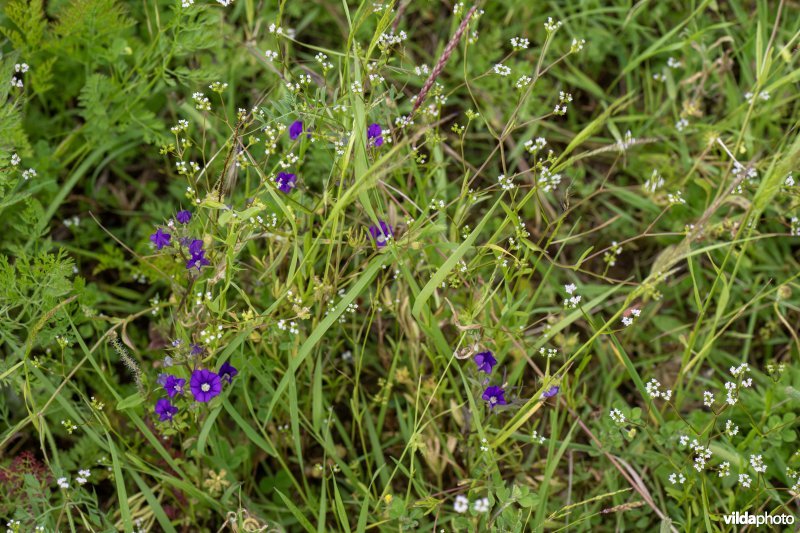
[1,0,799,531]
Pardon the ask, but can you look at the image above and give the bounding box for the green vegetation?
[1,0,799,531]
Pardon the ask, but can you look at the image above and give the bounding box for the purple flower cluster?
[472,350,507,409]
[153,360,238,422]
[471,348,559,408]
[186,239,210,271]
[367,123,384,147]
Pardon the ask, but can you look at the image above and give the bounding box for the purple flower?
[154,398,178,421]
[188,239,204,256]
[176,210,192,224]
[190,343,205,356]
[275,172,297,193]
[156,373,169,386]
[150,228,171,250]
[367,123,384,147]
[482,385,507,409]
[541,385,560,399]
[368,220,393,248]
[163,375,186,398]
[474,351,497,374]
[219,361,238,383]
[190,369,222,403]
[186,250,210,271]
[289,120,303,140]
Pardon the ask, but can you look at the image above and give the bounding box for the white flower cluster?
[667,191,685,205]
[609,408,625,424]
[668,472,686,485]
[493,63,511,77]
[538,166,562,192]
[10,153,20,166]
[724,419,739,437]
[538,347,558,358]
[723,363,752,405]
[510,37,529,50]
[76,469,91,485]
[22,168,37,180]
[745,90,769,104]
[750,454,767,474]
[675,118,689,132]
[277,319,300,335]
[497,174,515,191]
[667,57,681,69]
[718,461,730,477]
[570,38,586,53]
[524,137,547,153]
[10,62,28,88]
[644,378,672,401]
[621,308,640,327]
[644,169,664,193]
[553,91,572,115]
[616,130,636,150]
[515,75,532,89]
[171,119,189,134]
[563,283,581,309]
[394,115,414,128]
[703,390,714,407]
[315,52,333,71]
[689,439,712,472]
[192,92,211,111]
[544,17,562,32]
[378,30,408,47]
[531,430,546,444]
[739,473,752,488]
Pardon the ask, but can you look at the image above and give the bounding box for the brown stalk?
[411,5,477,116]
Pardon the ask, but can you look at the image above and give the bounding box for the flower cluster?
[154,361,238,422]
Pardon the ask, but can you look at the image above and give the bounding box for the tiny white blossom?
[473,497,490,513]
[703,391,714,407]
[609,408,625,424]
[453,494,469,513]
[493,63,511,77]
[738,473,752,488]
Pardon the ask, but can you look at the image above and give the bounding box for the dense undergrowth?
[1,0,799,531]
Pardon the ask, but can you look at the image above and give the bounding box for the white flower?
[718,461,731,477]
[738,473,752,488]
[703,391,714,407]
[609,408,625,424]
[378,30,408,47]
[473,497,490,513]
[644,169,664,193]
[510,37,529,50]
[57,477,69,489]
[679,435,689,447]
[524,137,547,153]
[564,283,577,295]
[750,455,767,474]
[493,63,511,77]
[515,75,532,89]
[570,39,585,53]
[622,316,633,327]
[668,472,685,485]
[454,495,469,513]
[645,379,661,398]
[667,191,685,205]
[10,153,20,166]
[497,174,515,191]
[667,57,681,69]
[480,438,489,452]
[181,0,194,6]
[675,118,689,132]
[544,17,562,32]
[15,63,30,73]
[724,419,738,437]
[531,430,545,444]
[22,168,37,180]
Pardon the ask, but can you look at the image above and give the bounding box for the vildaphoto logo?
[723,512,795,526]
